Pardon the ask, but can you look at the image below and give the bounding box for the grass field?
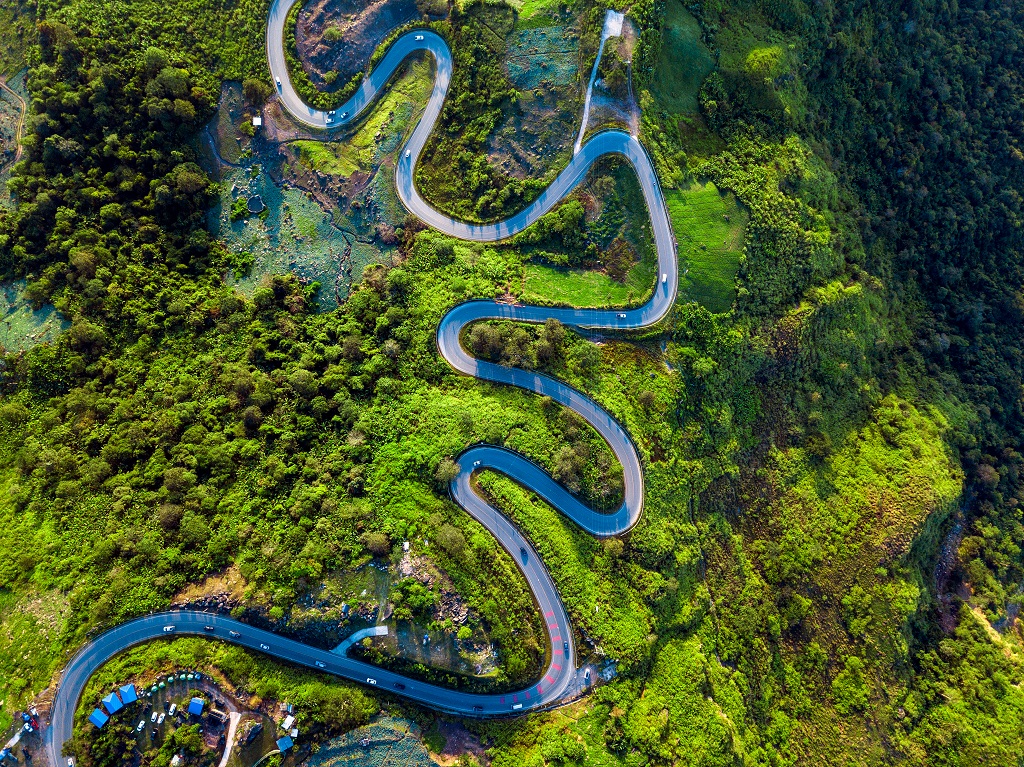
[650,0,715,114]
[293,59,431,177]
[667,181,746,312]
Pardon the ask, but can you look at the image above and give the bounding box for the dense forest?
[1,0,1024,764]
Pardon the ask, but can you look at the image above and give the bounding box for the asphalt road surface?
[45,4,679,763]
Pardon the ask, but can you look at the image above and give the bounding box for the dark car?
[203,625,215,632]
[393,682,406,690]
[563,640,569,654]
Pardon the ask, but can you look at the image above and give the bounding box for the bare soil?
[296,0,443,91]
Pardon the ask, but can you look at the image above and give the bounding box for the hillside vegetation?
[1,0,1024,764]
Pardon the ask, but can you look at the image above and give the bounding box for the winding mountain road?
[44,3,678,763]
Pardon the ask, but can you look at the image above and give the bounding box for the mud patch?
[296,0,443,92]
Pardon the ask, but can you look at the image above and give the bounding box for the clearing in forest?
[650,0,715,114]
[667,181,746,313]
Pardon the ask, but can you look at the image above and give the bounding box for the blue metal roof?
[88,709,109,729]
[276,736,293,752]
[187,698,205,716]
[118,684,138,704]
[101,692,123,714]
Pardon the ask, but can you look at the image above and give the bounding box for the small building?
[187,698,205,717]
[209,708,228,723]
[119,684,138,705]
[280,715,295,731]
[88,709,109,729]
[252,116,262,129]
[289,728,298,739]
[276,736,293,753]
[101,692,123,715]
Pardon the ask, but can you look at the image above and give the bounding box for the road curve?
[46,4,678,762]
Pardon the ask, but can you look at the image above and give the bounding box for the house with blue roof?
[187,698,205,716]
[275,736,293,752]
[101,691,123,714]
[88,709,109,729]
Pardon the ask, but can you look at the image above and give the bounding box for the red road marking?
[512,694,518,703]
[548,623,558,630]
[544,611,554,617]
[545,675,555,684]
[537,685,543,694]
[524,690,530,699]
[500,697,505,704]
[552,663,561,671]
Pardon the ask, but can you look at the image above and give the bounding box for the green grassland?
[667,181,746,313]
[650,0,715,114]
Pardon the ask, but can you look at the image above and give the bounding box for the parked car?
[168,704,177,717]
[163,626,175,633]
[151,712,158,723]
[366,678,377,685]
[137,720,146,732]
[158,714,166,725]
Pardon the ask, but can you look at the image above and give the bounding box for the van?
[275,77,282,89]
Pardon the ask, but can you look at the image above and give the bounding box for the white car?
[67,759,74,767]
[415,34,424,41]
[366,678,377,685]
[275,77,282,89]
[341,111,348,119]
[137,720,146,732]
[661,273,667,284]
[260,643,270,650]
[315,661,326,668]
[405,149,411,159]
[151,712,158,723]
[168,704,177,717]
[163,626,175,633]
[617,313,626,319]
[158,714,166,725]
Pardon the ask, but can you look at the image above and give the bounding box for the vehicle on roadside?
[163,626,174,633]
[169,704,177,717]
[260,643,270,650]
[315,660,325,668]
[137,720,146,732]
[229,630,241,638]
[151,712,158,723]
[275,77,281,89]
[405,149,411,158]
[366,678,377,685]
[393,682,406,690]
[341,111,348,119]
[520,547,527,559]
[415,34,424,40]
[158,714,165,725]
[203,626,214,632]
[472,705,482,712]
[617,313,626,319]
[511,703,522,710]
[68,758,74,767]
[563,640,569,654]
[661,273,667,283]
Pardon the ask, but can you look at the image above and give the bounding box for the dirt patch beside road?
[295,0,444,92]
